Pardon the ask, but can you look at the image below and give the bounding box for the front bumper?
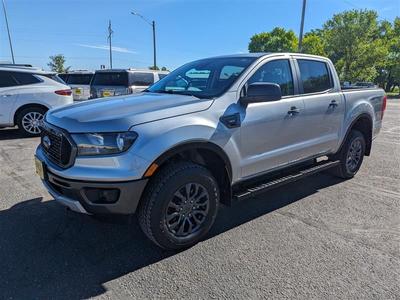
[43,171,148,215]
[36,146,149,215]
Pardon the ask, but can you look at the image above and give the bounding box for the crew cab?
[35,53,386,249]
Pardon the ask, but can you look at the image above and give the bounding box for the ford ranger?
[35,53,386,249]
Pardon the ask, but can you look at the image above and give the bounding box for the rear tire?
[331,130,366,179]
[138,161,219,250]
[17,106,46,136]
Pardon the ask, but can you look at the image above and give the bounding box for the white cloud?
[76,44,136,54]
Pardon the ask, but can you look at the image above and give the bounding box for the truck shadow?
[0,173,343,299]
[0,128,37,141]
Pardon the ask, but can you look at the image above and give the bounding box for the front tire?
[17,106,46,136]
[138,161,219,250]
[331,130,366,179]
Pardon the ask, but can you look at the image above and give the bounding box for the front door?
[239,59,307,178]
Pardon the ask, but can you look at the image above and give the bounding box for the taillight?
[382,95,387,118]
[55,89,72,96]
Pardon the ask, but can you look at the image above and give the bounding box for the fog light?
[84,188,120,204]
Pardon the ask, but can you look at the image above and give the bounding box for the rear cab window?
[297,59,333,94]
[92,72,129,86]
[67,74,93,85]
[129,72,154,86]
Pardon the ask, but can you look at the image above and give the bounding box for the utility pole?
[298,0,307,52]
[108,20,113,69]
[2,0,15,63]
[131,12,157,70]
[152,20,156,70]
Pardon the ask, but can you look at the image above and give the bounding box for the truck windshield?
[147,57,257,99]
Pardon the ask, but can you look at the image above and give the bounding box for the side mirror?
[240,82,282,105]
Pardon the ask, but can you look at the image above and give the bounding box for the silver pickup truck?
[35,53,386,249]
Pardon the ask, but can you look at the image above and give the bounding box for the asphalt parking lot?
[0,100,399,299]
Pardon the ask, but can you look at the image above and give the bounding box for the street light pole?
[298,0,307,52]
[131,11,157,70]
[152,20,156,70]
[2,0,15,64]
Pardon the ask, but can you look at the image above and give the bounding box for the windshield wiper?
[151,90,192,96]
[147,89,211,99]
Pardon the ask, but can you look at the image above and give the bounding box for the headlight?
[71,132,138,156]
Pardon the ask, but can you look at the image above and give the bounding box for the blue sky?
[1,0,399,71]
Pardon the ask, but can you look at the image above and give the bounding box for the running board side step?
[233,160,340,202]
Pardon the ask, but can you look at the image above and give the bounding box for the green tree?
[301,32,326,56]
[248,27,298,52]
[322,10,387,82]
[48,54,70,73]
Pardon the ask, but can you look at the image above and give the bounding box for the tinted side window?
[248,59,294,96]
[12,72,41,85]
[67,74,93,85]
[58,74,69,82]
[158,74,168,80]
[130,72,154,86]
[0,71,18,87]
[92,72,128,86]
[297,60,332,94]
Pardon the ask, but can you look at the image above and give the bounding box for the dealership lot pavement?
[0,100,399,299]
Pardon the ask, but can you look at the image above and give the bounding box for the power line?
[340,0,362,9]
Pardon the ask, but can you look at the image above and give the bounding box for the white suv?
[0,65,73,136]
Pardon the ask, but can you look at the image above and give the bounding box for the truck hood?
[46,92,213,133]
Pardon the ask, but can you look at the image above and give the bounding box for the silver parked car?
[60,70,94,101]
[90,68,168,99]
[35,53,386,249]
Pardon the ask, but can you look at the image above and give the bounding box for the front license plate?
[34,156,45,180]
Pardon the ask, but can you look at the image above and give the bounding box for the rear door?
[293,58,344,156]
[0,71,21,125]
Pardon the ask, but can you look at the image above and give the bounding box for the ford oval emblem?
[43,136,51,149]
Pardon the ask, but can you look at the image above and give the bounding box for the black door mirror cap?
[240,82,282,105]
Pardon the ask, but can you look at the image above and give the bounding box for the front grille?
[41,122,75,168]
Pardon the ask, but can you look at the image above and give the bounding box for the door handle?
[329,100,338,107]
[287,106,300,115]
